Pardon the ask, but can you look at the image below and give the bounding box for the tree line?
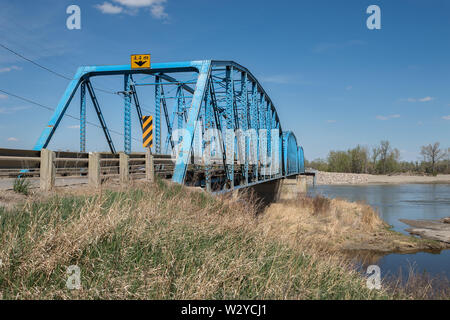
[306,141,450,175]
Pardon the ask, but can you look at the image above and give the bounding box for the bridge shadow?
[228,179,283,214]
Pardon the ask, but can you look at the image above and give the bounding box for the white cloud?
[96,0,168,19]
[113,0,165,8]
[326,120,336,123]
[0,106,30,114]
[7,137,18,142]
[150,4,168,19]
[442,115,450,120]
[67,125,80,129]
[403,96,434,103]
[95,2,123,14]
[376,114,400,121]
[345,85,352,91]
[0,94,7,99]
[0,65,21,73]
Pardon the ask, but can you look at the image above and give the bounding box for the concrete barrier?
[119,152,129,185]
[88,152,101,188]
[40,149,55,191]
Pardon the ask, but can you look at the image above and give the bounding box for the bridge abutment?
[246,175,307,205]
[278,175,307,201]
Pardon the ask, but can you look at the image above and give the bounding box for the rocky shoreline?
[400,218,450,244]
[307,171,370,185]
[306,171,450,185]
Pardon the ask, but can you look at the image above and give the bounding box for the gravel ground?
[0,177,88,191]
[306,171,450,185]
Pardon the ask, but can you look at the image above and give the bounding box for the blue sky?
[0,0,449,161]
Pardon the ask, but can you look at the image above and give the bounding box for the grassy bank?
[0,180,396,300]
[0,180,447,299]
[262,195,447,253]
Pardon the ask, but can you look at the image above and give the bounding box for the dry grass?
[0,179,393,300]
[260,194,450,299]
[260,195,388,253]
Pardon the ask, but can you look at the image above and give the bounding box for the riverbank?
[400,218,450,244]
[308,171,450,185]
[0,180,448,299]
[262,196,449,254]
[0,180,392,299]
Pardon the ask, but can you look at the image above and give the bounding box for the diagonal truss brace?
[172,60,212,184]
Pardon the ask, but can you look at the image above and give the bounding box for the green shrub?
[13,176,31,195]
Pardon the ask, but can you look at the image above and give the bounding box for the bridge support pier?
[40,149,55,191]
[279,175,307,201]
[89,152,101,188]
[119,152,129,185]
[145,149,154,183]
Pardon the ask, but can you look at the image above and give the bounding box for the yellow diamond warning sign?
[131,54,151,69]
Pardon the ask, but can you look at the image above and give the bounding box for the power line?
[0,43,119,94]
[0,42,156,114]
[0,88,140,142]
[0,43,73,81]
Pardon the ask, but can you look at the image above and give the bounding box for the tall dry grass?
[0,179,393,300]
[260,195,388,253]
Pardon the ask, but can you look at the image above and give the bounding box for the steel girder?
[80,81,86,152]
[123,74,132,154]
[33,60,304,191]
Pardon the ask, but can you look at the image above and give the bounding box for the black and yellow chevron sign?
[142,115,153,148]
[131,54,151,69]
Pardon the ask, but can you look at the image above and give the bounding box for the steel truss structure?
[33,60,305,192]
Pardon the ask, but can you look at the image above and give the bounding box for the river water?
[308,184,450,280]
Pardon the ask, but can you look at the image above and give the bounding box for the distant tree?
[446,148,450,174]
[385,148,400,173]
[420,142,446,175]
[327,151,351,172]
[370,147,380,174]
[349,145,368,173]
[378,140,391,174]
[305,158,329,172]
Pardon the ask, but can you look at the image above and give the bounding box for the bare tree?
[446,147,450,173]
[420,142,446,174]
[379,140,391,174]
[371,146,380,172]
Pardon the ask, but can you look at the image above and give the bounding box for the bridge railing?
[0,148,157,191]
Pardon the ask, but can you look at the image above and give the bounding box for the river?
[308,184,450,280]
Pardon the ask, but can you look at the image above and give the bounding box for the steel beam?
[160,83,174,151]
[172,60,212,184]
[124,74,132,154]
[155,75,162,154]
[250,82,259,182]
[240,72,249,185]
[225,66,235,189]
[80,81,86,152]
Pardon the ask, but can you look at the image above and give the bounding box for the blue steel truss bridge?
[31,60,307,193]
